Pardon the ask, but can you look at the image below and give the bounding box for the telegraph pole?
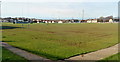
[118,1,120,37]
[0,2,2,62]
[0,1,1,22]
[82,9,84,20]
[0,1,1,18]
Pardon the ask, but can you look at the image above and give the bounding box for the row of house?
[33,19,80,23]
[86,19,114,23]
[82,16,119,23]
[86,19,98,23]
[1,16,119,24]
[2,17,33,23]
[31,16,119,23]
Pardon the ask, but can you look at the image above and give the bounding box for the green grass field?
[98,53,120,62]
[2,23,118,60]
[104,53,119,60]
[2,47,27,62]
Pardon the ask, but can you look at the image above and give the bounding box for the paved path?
[65,43,119,61]
[2,42,51,62]
[2,41,119,62]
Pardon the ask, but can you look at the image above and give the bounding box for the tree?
[98,16,104,22]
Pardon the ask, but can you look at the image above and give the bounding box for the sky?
[0,0,119,19]
[1,0,120,2]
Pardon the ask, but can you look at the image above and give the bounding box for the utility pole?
[82,9,84,20]
[0,2,2,62]
[0,1,2,23]
[0,1,1,18]
[118,1,120,32]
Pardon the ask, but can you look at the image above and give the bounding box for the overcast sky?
[1,0,119,2]
[0,0,119,19]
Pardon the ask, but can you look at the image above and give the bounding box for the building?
[91,19,97,23]
[81,20,87,23]
[52,21,55,23]
[37,20,40,23]
[109,19,113,23]
[58,21,63,23]
[87,19,97,23]
[87,19,92,23]
[113,17,119,22]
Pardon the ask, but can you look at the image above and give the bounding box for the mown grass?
[2,47,28,62]
[98,53,120,62]
[2,23,118,60]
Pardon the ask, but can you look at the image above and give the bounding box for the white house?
[109,19,113,23]
[48,21,51,23]
[91,19,97,23]
[87,19,92,23]
[68,21,72,23]
[52,21,55,23]
[58,21,63,23]
[87,19,97,23]
[37,20,39,23]
[45,21,48,23]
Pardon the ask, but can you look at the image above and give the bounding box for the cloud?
[1,0,119,2]
[1,2,117,19]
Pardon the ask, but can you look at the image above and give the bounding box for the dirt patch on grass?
[12,34,16,35]
[66,31,84,33]
[46,31,56,34]
[97,34,112,37]
[88,33,112,37]
[67,42,82,47]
